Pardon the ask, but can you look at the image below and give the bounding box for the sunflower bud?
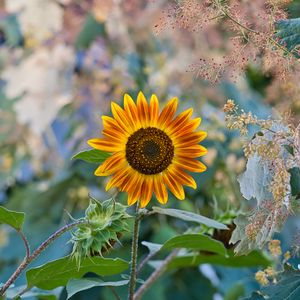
[70,198,131,266]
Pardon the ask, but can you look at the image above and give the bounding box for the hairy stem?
[0,220,85,296]
[134,249,179,300]
[18,231,30,258]
[128,203,141,300]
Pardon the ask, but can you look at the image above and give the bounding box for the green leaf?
[75,14,106,49]
[66,278,129,299]
[6,286,62,300]
[152,207,228,230]
[284,144,294,156]
[0,206,25,230]
[276,18,300,58]
[72,149,111,164]
[26,256,129,290]
[162,234,227,256]
[289,167,300,198]
[162,250,270,269]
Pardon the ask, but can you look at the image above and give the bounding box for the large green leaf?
[72,149,111,164]
[276,18,300,57]
[152,207,227,230]
[66,278,129,299]
[162,234,227,256]
[163,250,270,269]
[0,205,25,231]
[26,256,129,290]
[243,266,300,300]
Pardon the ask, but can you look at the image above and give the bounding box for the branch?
[134,249,179,300]
[0,220,85,296]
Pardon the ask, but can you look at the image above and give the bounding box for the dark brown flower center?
[126,127,174,175]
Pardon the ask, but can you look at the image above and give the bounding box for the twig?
[109,286,121,300]
[136,250,160,276]
[0,220,85,296]
[18,231,30,258]
[134,249,179,300]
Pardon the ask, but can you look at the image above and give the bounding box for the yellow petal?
[124,93,140,130]
[174,131,207,147]
[158,97,178,129]
[94,151,126,176]
[140,177,153,208]
[163,170,185,200]
[137,91,149,128]
[111,102,134,134]
[87,138,124,152]
[149,94,159,126]
[176,145,208,158]
[166,108,193,135]
[169,165,197,189]
[153,174,168,204]
[175,157,207,173]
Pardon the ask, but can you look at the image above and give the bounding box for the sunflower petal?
[175,157,207,173]
[169,166,197,189]
[88,138,124,152]
[166,108,193,134]
[176,145,208,158]
[153,174,168,204]
[171,118,201,138]
[102,116,128,136]
[174,131,207,147]
[106,166,131,191]
[124,94,140,130]
[158,97,178,129]
[149,94,159,126]
[94,151,126,176]
[137,91,149,127]
[140,177,153,208]
[127,174,143,206]
[111,102,134,134]
[163,170,185,200]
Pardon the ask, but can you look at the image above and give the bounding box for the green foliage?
[162,234,227,256]
[72,149,111,164]
[165,250,270,270]
[243,266,300,299]
[75,14,106,49]
[66,278,129,299]
[71,198,131,265]
[152,207,228,230]
[289,167,300,198]
[5,286,62,300]
[26,256,129,290]
[276,18,300,57]
[0,206,25,231]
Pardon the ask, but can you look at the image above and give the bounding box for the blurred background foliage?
[0,0,300,299]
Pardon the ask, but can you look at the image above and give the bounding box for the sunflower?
[88,92,207,208]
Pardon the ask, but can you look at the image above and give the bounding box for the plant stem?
[128,202,141,300]
[18,231,30,258]
[0,220,85,296]
[134,249,179,300]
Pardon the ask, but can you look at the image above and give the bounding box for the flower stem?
[128,202,141,300]
[0,220,85,296]
[134,249,179,300]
